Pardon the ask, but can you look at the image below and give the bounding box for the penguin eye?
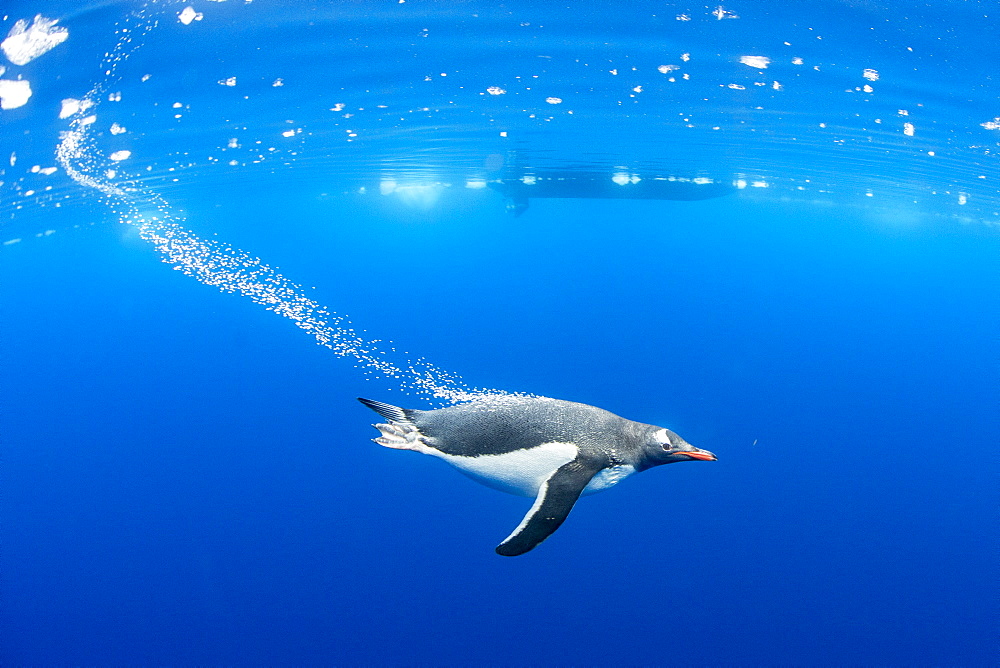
[653,429,672,450]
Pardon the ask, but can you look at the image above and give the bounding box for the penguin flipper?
[495,459,600,557]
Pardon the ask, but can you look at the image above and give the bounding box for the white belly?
[582,464,636,495]
[436,442,579,497]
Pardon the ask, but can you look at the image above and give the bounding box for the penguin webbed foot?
[373,421,422,450]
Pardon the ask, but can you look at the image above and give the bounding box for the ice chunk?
[59,97,94,119]
[739,55,770,69]
[2,15,69,66]
[178,7,203,25]
[0,79,32,109]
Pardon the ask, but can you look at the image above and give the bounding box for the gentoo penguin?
[358,394,716,556]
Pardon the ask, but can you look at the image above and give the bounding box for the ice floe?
[0,78,31,109]
[1,15,68,66]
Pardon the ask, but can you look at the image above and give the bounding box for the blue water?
[2,1,997,665]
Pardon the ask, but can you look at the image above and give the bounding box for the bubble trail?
[57,120,494,404]
[52,7,499,405]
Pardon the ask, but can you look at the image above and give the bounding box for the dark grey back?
[412,396,657,464]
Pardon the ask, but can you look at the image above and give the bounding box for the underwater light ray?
[52,4,492,405]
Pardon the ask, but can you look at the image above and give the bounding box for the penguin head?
[641,427,717,468]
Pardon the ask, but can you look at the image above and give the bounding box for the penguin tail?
[357,398,427,452]
[357,397,411,423]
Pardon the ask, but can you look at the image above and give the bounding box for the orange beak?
[683,451,718,461]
